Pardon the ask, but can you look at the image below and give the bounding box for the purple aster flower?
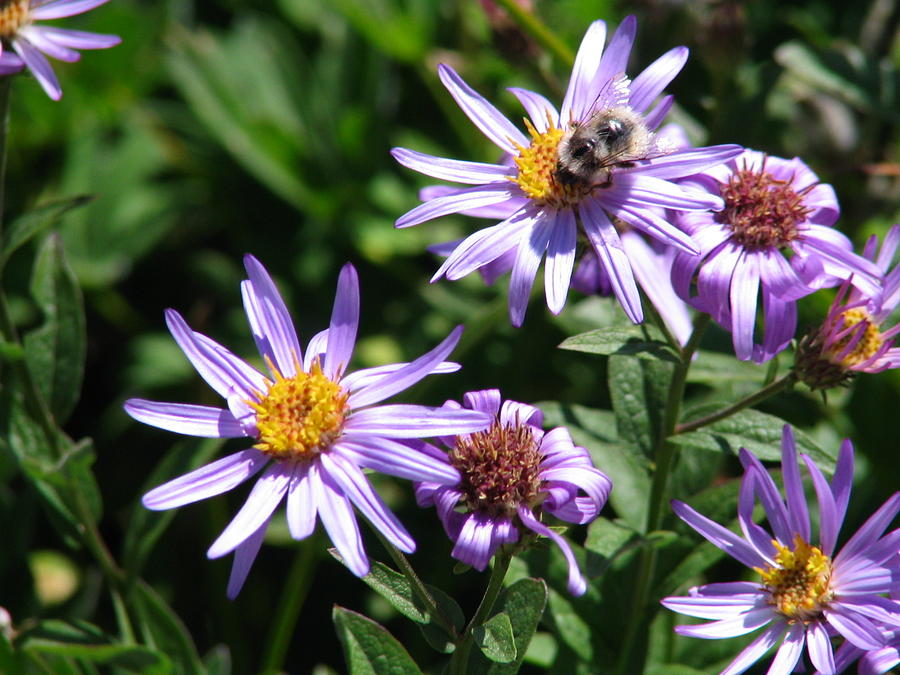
[125,256,493,598]
[662,426,900,675]
[671,150,883,362]
[827,588,900,675]
[413,389,612,595]
[392,16,742,326]
[0,0,120,100]
[796,225,900,388]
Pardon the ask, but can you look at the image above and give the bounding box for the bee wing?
[580,73,632,121]
[592,144,667,171]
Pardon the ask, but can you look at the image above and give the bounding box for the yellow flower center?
[825,307,883,367]
[0,0,30,39]
[249,358,349,460]
[512,118,589,209]
[756,535,833,622]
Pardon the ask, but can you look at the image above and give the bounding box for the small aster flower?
[795,225,900,389]
[671,150,882,362]
[125,256,493,598]
[662,426,900,675]
[413,389,612,595]
[392,16,742,326]
[0,0,121,100]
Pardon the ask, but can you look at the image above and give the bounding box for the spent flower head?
[413,389,612,595]
[672,150,882,362]
[125,256,492,598]
[0,0,120,100]
[662,426,900,675]
[795,226,900,389]
[392,16,741,326]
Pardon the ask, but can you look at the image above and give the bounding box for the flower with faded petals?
[125,256,492,598]
[662,426,900,675]
[671,150,882,362]
[393,16,741,326]
[0,0,120,100]
[413,389,612,595]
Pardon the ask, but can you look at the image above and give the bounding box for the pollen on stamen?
[755,535,833,623]
[716,163,813,250]
[0,0,30,38]
[249,358,349,460]
[511,118,585,209]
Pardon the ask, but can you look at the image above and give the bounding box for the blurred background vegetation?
[1,0,897,672]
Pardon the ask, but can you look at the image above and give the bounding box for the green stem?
[375,529,458,638]
[0,76,10,244]
[675,372,797,435]
[259,545,317,674]
[614,313,709,675]
[448,553,511,675]
[491,0,575,66]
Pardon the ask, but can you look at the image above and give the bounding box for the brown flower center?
[449,419,543,517]
[716,164,812,250]
[0,0,29,39]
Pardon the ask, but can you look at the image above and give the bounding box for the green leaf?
[474,613,516,664]
[23,234,86,425]
[132,581,204,675]
[328,0,433,63]
[0,196,92,265]
[486,578,548,674]
[559,326,680,363]
[584,518,639,577]
[347,557,464,653]
[332,606,423,675]
[608,355,674,460]
[537,401,617,443]
[673,407,835,471]
[19,619,169,673]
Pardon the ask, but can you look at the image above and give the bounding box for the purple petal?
[507,87,559,132]
[463,389,502,415]
[124,399,245,438]
[509,211,553,326]
[719,623,786,675]
[661,593,764,620]
[311,463,369,577]
[729,252,760,361]
[780,426,811,542]
[738,469,777,562]
[340,361,459,393]
[0,51,24,74]
[30,0,110,19]
[834,492,900,569]
[453,512,499,570]
[610,203,698,254]
[142,449,267,510]
[345,404,492,438]
[674,608,774,639]
[738,449,792,545]
[437,63,528,153]
[807,620,836,675]
[831,440,854,533]
[605,173,725,211]
[319,452,414,553]
[802,453,839,556]
[671,499,768,569]
[396,182,518,229]
[391,147,512,184]
[588,16,637,113]
[437,208,536,282]
[544,209,577,315]
[226,519,268,600]
[519,506,586,595]
[12,38,62,100]
[336,435,460,485]
[579,199,643,323]
[286,462,316,540]
[825,607,886,650]
[29,26,120,49]
[207,462,292,558]
[347,326,463,408]
[767,624,805,675]
[629,46,688,113]
[323,263,359,380]
[560,19,607,122]
[633,145,744,180]
[19,27,81,62]
[541,466,611,518]
[241,254,302,377]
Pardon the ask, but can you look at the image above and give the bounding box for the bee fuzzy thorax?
[555,106,652,188]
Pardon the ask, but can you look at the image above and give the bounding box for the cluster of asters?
[10,5,898,674]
